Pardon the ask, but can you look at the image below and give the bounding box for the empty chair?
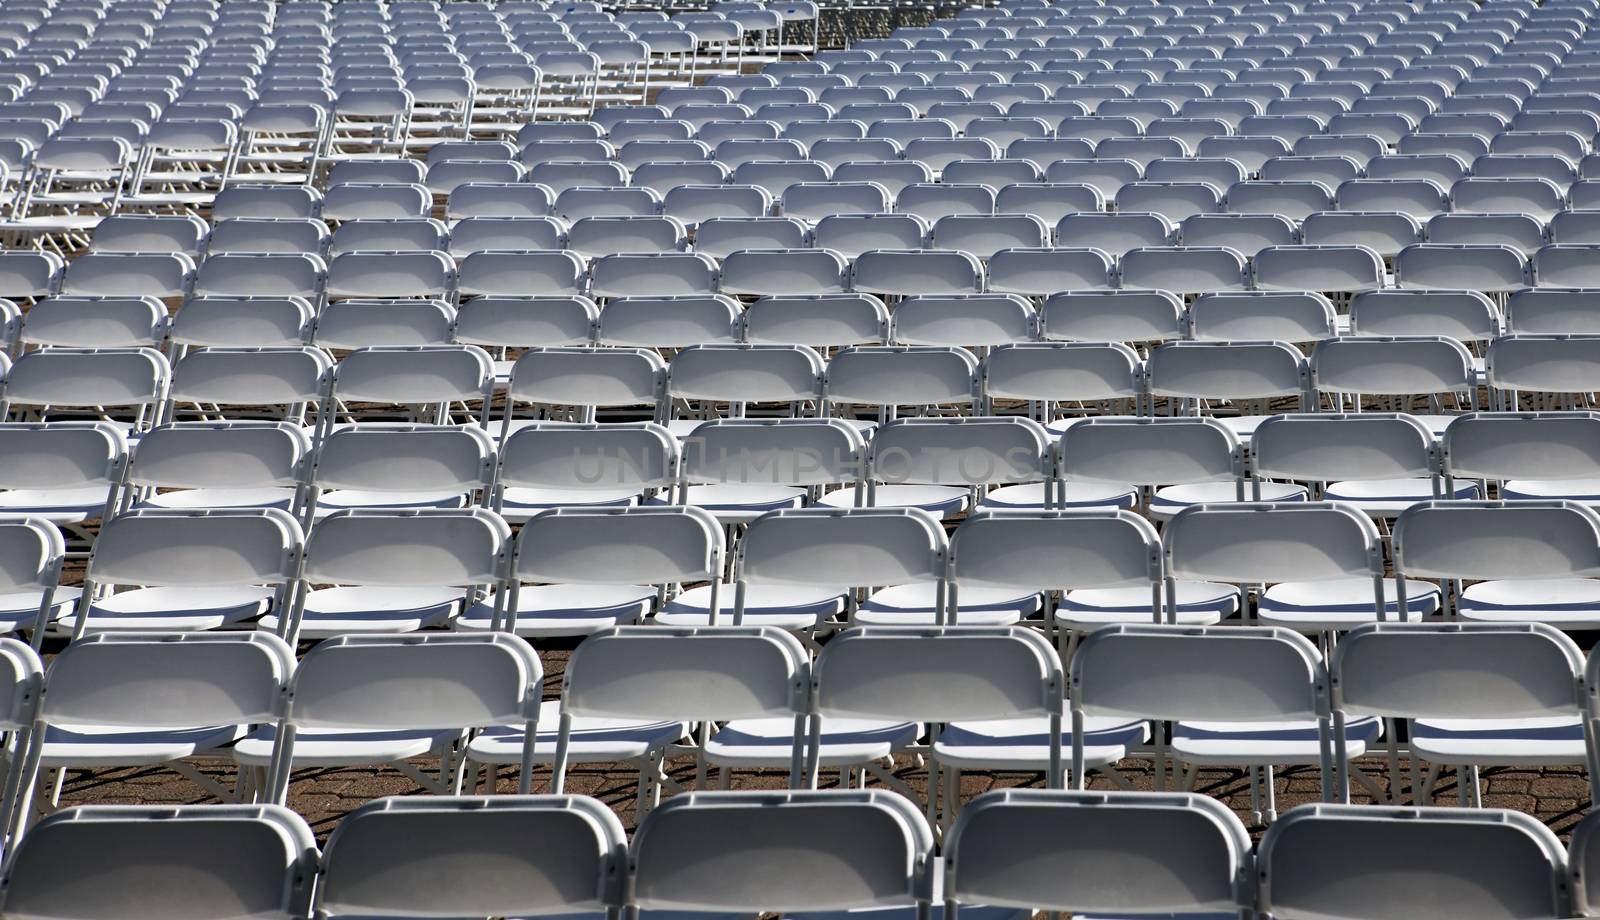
[501,346,667,426]
[1301,211,1425,260]
[782,181,891,223]
[1336,178,1451,221]
[744,293,889,349]
[987,248,1115,296]
[1179,214,1297,257]
[1227,179,1334,222]
[1254,245,1385,295]
[1119,247,1247,294]
[995,183,1102,228]
[2,347,170,434]
[851,249,983,297]
[1395,244,1528,292]
[895,183,995,223]
[1488,334,1600,409]
[1115,182,1221,224]
[313,795,624,919]
[320,182,432,221]
[930,214,1048,259]
[1040,290,1185,343]
[663,185,773,226]
[1535,245,1600,288]
[447,182,553,219]
[1056,212,1171,257]
[812,214,927,260]
[1428,213,1548,257]
[1311,336,1477,421]
[1188,291,1337,342]
[695,218,808,260]
[1044,158,1144,201]
[1257,802,1571,919]
[0,804,317,920]
[945,790,1252,918]
[1350,290,1501,344]
[1453,177,1566,222]
[825,346,978,420]
[60,252,194,300]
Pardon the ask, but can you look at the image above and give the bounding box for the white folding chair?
[1331,622,1587,808]
[1443,411,1600,504]
[0,803,317,920]
[1257,802,1570,920]
[945,789,1252,919]
[313,794,625,920]
[249,633,543,803]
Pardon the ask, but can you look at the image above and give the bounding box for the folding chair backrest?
[1058,417,1240,487]
[867,416,1048,486]
[1443,412,1600,483]
[515,506,722,587]
[1073,623,1327,722]
[1332,622,1585,721]
[288,633,540,730]
[1310,336,1474,398]
[328,344,493,408]
[562,625,808,722]
[498,421,676,494]
[1253,413,1436,483]
[1166,501,1383,585]
[1146,339,1307,403]
[630,790,931,914]
[667,343,826,405]
[814,624,1062,722]
[19,296,166,349]
[824,345,977,410]
[1394,499,1600,581]
[740,507,946,589]
[1487,334,1600,395]
[506,346,665,413]
[168,346,331,409]
[950,509,1160,592]
[89,507,303,589]
[945,789,1250,916]
[4,347,169,413]
[40,632,294,729]
[0,804,317,920]
[682,418,864,487]
[0,518,63,600]
[1257,803,1570,920]
[311,424,494,496]
[981,341,1142,403]
[316,795,626,919]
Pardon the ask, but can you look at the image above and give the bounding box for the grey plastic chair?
[0,804,317,920]
[1257,802,1570,920]
[314,795,625,920]
[945,789,1251,918]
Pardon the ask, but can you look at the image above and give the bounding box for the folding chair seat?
[1330,620,1588,809]
[1072,619,1372,810]
[781,181,891,223]
[829,160,931,198]
[1395,243,1528,292]
[1178,213,1296,256]
[694,217,808,261]
[986,184,1097,229]
[313,794,624,919]
[0,803,315,920]
[1041,158,1141,204]
[1118,246,1247,294]
[662,184,773,226]
[1257,801,1571,919]
[1194,134,1292,174]
[1143,157,1246,191]
[1311,335,1477,425]
[446,181,554,219]
[87,214,207,257]
[945,789,1251,918]
[58,252,194,300]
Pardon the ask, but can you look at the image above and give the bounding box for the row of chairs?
[15,790,1600,920]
